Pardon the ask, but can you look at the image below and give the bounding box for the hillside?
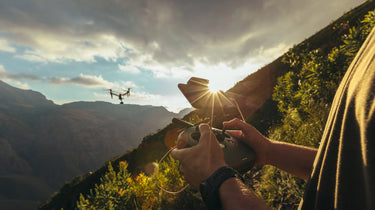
[0,80,191,210]
[38,1,375,209]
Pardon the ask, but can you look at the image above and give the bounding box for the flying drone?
[107,88,131,104]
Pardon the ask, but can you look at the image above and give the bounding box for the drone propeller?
[121,88,131,91]
[102,88,115,99]
[119,88,131,97]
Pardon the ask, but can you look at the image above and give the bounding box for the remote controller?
[172,118,256,173]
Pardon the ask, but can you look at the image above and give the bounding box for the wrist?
[219,177,271,210]
[200,166,244,210]
[218,176,243,195]
[218,177,246,209]
[256,138,272,166]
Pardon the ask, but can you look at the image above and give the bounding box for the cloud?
[118,64,140,74]
[121,81,137,88]
[0,65,39,80]
[49,74,117,88]
[13,34,126,63]
[0,65,33,89]
[0,0,362,77]
[48,73,137,89]
[0,39,16,52]
[0,65,135,90]
[5,79,30,89]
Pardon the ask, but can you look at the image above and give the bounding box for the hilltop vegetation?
[40,1,375,209]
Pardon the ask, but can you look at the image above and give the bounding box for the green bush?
[77,158,204,209]
[255,166,306,209]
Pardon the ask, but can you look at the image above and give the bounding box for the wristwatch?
[200,166,244,210]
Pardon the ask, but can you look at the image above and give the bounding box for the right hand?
[223,118,271,166]
[171,124,227,190]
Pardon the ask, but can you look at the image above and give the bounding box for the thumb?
[197,123,213,146]
[170,148,189,161]
[176,131,188,149]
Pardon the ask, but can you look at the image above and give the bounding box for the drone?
[107,88,131,104]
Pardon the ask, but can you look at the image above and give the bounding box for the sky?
[0,0,364,112]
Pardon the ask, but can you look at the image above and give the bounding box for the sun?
[207,81,221,93]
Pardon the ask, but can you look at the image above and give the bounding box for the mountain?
[0,80,192,210]
[0,80,55,108]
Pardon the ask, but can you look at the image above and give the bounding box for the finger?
[187,77,209,86]
[176,131,188,149]
[223,118,247,130]
[178,83,209,109]
[197,123,213,146]
[170,148,190,161]
[225,129,243,139]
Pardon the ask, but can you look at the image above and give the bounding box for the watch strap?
[200,166,244,210]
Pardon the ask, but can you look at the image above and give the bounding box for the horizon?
[0,78,191,113]
[0,0,364,113]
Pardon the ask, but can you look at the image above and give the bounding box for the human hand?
[170,124,227,190]
[178,77,235,110]
[223,118,271,166]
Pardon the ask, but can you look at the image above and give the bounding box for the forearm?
[266,141,317,180]
[219,178,271,210]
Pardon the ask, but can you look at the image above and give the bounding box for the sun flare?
[207,81,221,93]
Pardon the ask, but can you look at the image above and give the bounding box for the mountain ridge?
[0,80,192,210]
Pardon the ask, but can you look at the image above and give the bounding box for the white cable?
[156,146,190,195]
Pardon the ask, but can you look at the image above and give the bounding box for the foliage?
[255,166,306,209]
[77,158,204,210]
[254,9,375,209]
[77,161,136,209]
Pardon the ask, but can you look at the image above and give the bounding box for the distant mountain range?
[0,80,192,210]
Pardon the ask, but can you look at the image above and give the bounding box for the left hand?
[171,124,227,190]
